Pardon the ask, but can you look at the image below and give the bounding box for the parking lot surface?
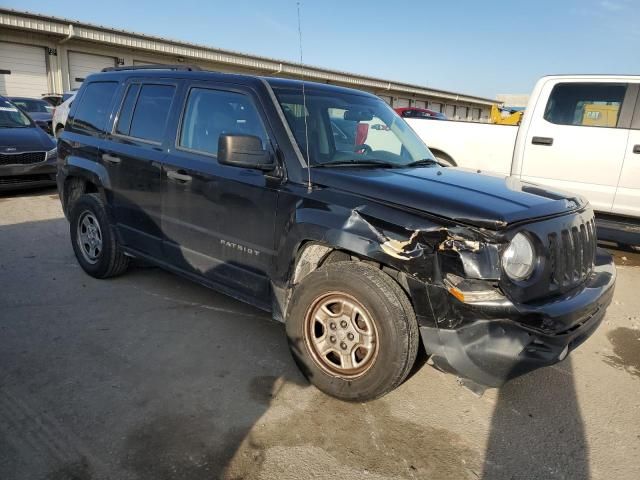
[1,189,639,480]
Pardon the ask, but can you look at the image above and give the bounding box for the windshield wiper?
[313,159,401,168]
[404,158,440,167]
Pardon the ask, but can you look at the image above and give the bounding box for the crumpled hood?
[312,167,586,229]
[0,126,55,151]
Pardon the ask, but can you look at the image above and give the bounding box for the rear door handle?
[102,153,121,164]
[532,136,554,146]
[166,170,192,183]
[633,144,640,154]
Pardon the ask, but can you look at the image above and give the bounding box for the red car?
[395,107,448,120]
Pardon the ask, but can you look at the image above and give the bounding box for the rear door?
[613,84,640,217]
[103,78,179,258]
[160,82,280,306]
[519,81,633,212]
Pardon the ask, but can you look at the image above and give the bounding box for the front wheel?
[286,261,419,401]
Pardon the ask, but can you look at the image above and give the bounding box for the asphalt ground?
[1,188,639,480]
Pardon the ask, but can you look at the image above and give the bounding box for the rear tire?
[70,193,129,279]
[286,261,419,401]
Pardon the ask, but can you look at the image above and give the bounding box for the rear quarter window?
[71,81,118,135]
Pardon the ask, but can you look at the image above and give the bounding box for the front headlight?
[46,147,57,160]
[502,232,535,281]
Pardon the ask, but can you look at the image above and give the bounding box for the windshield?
[0,99,32,128]
[273,87,436,167]
[10,98,53,113]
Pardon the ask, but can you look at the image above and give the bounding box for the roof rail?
[101,64,202,72]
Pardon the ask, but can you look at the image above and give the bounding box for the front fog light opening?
[502,232,535,281]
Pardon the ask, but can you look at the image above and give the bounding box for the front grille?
[0,151,46,166]
[548,217,596,290]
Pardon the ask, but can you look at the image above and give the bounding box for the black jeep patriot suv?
[57,65,616,401]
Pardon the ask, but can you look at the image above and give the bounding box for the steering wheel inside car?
[354,144,372,155]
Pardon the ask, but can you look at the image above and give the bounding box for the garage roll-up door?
[68,52,115,89]
[0,42,49,97]
[445,104,455,118]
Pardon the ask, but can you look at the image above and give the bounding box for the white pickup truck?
[407,75,640,245]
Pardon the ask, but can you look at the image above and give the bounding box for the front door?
[613,86,640,217]
[519,81,632,213]
[161,83,280,306]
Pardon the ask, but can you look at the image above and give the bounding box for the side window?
[179,88,269,156]
[72,81,118,134]
[544,83,627,128]
[115,84,140,135]
[116,84,175,143]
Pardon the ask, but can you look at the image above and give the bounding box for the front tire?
[286,261,419,401]
[70,193,129,278]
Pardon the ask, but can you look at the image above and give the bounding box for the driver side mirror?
[218,134,274,171]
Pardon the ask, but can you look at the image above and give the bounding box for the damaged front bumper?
[420,248,616,387]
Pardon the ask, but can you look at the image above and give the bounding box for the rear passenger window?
[115,84,140,135]
[117,84,175,143]
[544,83,627,128]
[179,88,268,156]
[72,81,118,134]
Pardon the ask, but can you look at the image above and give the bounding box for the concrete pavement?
[1,189,638,480]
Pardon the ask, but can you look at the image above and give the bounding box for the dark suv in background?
[57,66,615,401]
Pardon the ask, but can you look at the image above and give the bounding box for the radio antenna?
[297,2,312,191]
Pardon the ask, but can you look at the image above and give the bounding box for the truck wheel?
[286,261,419,401]
[70,193,129,279]
[434,152,456,167]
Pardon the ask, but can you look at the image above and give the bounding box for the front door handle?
[102,153,121,164]
[532,136,554,146]
[166,170,193,183]
[633,144,640,154]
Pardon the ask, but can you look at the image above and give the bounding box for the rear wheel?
[70,193,129,278]
[286,261,419,401]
